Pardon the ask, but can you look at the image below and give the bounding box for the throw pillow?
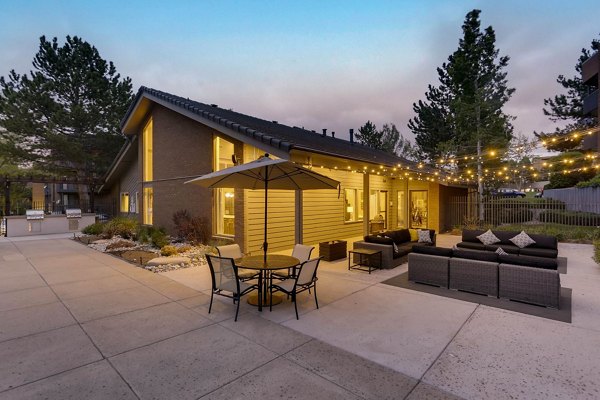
[417,229,432,244]
[385,236,399,253]
[495,247,508,256]
[408,229,418,241]
[476,229,501,245]
[509,231,536,249]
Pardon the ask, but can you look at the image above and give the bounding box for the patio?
[1,234,599,399]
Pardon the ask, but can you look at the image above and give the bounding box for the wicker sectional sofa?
[352,228,436,269]
[408,245,561,308]
[456,229,558,258]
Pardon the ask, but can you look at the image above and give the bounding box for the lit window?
[344,189,363,222]
[133,192,138,214]
[397,190,406,228]
[143,187,153,225]
[214,136,235,235]
[120,192,130,213]
[143,118,153,182]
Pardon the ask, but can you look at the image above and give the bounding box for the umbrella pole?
[263,165,268,263]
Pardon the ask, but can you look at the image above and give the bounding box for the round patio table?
[235,254,299,311]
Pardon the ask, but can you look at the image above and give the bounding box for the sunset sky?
[1,0,597,143]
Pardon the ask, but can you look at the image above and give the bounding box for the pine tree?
[0,36,134,196]
[380,123,400,154]
[356,120,381,149]
[536,35,599,152]
[409,9,515,219]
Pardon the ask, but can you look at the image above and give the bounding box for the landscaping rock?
[146,256,191,266]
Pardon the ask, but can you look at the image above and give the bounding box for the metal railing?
[447,194,600,230]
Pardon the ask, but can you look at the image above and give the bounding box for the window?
[369,190,388,233]
[410,190,428,228]
[344,188,363,222]
[134,192,139,214]
[214,136,235,235]
[143,118,153,182]
[397,190,406,228]
[120,192,130,213]
[143,187,153,225]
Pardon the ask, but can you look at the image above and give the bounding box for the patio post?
[263,164,268,263]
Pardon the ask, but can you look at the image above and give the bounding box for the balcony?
[582,51,599,85]
[583,89,598,116]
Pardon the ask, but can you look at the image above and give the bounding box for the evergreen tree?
[536,35,599,152]
[0,36,133,188]
[380,123,400,154]
[356,120,381,149]
[409,9,515,219]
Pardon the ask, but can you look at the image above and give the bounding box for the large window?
[344,188,363,222]
[214,137,235,236]
[369,190,388,233]
[142,118,153,224]
[397,190,406,228]
[410,190,428,229]
[143,187,153,225]
[120,192,130,213]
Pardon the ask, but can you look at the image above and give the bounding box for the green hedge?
[594,240,600,264]
[539,210,600,226]
[493,224,600,243]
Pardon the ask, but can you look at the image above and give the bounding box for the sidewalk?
[1,235,599,399]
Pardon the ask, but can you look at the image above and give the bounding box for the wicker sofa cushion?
[364,235,394,245]
[519,247,558,258]
[413,245,453,257]
[452,249,499,263]
[382,229,411,245]
[461,229,486,243]
[528,234,558,250]
[456,241,486,251]
[499,254,558,270]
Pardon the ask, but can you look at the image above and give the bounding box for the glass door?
[409,190,428,228]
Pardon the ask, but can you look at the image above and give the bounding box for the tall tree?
[0,35,134,203]
[536,35,599,152]
[409,9,515,219]
[356,120,381,149]
[380,123,400,154]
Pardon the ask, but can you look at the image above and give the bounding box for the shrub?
[576,174,600,188]
[172,209,210,244]
[102,217,138,239]
[150,228,169,248]
[177,245,192,253]
[594,240,600,264]
[136,225,151,244]
[499,208,533,224]
[539,210,600,226]
[82,222,104,235]
[161,245,178,256]
[494,224,600,243]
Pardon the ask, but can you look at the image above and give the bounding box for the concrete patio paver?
[61,284,172,322]
[422,305,600,400]
[0,302,76,342]
[82,301,214,357]
[201,356,363,400]
[283,284,477,379]
[0,360,137,400]
[50,274,142,300]
[0,286,58,312]
[284,339,419,400]
[109,324,279,400]
[0,325,102,392]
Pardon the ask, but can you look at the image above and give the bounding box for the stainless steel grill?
[25,210,44,220]
[66,209,82,219]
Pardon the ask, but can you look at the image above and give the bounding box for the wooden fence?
[543,187,600,213]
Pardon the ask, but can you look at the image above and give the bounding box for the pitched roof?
[122,86,417,168]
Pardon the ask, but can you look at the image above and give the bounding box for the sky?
[0,0,597,144]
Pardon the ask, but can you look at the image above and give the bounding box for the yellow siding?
[244,189,295,254]
[428,181,440,233]
[302,169,365,246]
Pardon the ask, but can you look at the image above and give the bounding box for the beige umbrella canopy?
[185,154,340,261]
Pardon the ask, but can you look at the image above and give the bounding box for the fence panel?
[447,195,600,231]
[543,187,600,213]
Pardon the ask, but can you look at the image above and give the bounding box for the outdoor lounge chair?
[216,244,259,281]
[271,244,314,280]
[205,254,258,321]
[270,257,321,319]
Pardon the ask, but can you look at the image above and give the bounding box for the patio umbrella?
[185,154,340,262]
